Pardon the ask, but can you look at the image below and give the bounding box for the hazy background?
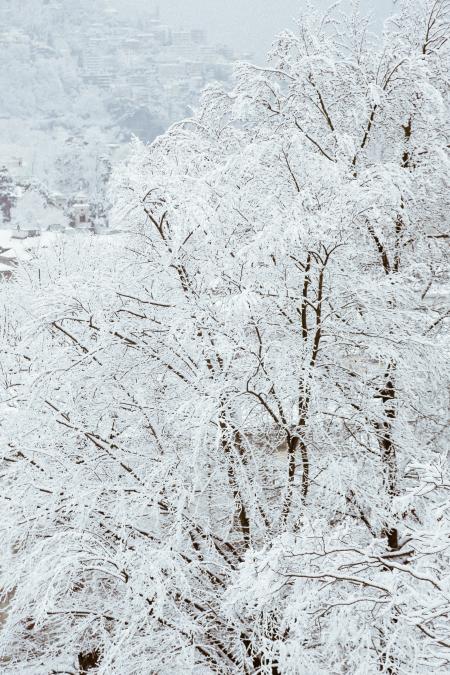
[114,0,396,59]
[0,0,397,238]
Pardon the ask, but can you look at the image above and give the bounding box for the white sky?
[139,0,395,59]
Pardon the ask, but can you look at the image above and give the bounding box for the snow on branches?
[0,1,449,673]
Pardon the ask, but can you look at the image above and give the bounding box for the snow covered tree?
[0,1,449,673]
[0,167,17,224]
[12,184,68,231]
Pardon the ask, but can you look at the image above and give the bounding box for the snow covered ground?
[0,228,59,268]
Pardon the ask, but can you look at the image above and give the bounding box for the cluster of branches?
[0,1,449,673]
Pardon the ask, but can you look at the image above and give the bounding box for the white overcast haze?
[115,0,395,58]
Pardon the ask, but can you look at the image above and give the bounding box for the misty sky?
[143,0,395,59]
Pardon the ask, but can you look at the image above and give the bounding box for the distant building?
[158,62,187,79]
[72,201,91,229]
[191,29,207,45]
[82,39,114,87]
[153,25,171,46]
[172,31,191,47]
